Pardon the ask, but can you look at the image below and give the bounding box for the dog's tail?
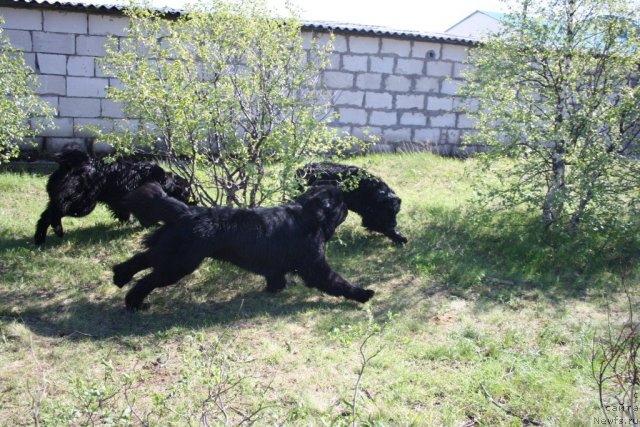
[55,147,91,169]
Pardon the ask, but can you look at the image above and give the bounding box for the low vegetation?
[0,152,637,425]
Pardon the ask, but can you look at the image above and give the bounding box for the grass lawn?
[0,152,636,426]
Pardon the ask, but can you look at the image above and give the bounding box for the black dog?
[122,182,193,227]
[296,162,407,244]
[113,185,374,311]
[34,147,190,245]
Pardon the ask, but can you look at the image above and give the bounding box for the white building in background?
[445,10,505,39]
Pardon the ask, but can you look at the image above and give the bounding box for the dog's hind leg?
[124,254,204,311]
[298,259,374,303]
[265,274,287,294]
[113,252,151,288]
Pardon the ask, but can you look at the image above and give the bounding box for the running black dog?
[296,162,407,244]
[122,182,193,227]
[113,185,374,311]
[34,147,190,245]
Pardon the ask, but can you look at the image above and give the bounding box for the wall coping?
[0,0,480,46]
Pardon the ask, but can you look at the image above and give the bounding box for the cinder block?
[76,35,108,56]
[369,56,394,73]
[426,61,452,77]
[59,97,101,117]
[36,74,66,95]
[101,99,125,118]
[34,117,74,137]
[334,90,364,107]
[381,38,410,56]
[45,137,87,154]
[0,7,42,30]
[415,77,439,93]
[414,128,441,143]
[355,73,381,90]
[338,108,367,125]
[383,127,411,142]
[441,79,462,95]
[352,126,382,140]
[33,31,75,54]
[332,34,348,52]
[67,55,95,76]
[457,113,476,129]
[327,53,341,70]
[109,78,124,91]
[430,113,456,127]
[342,55,368,72]
[324,71,354,89]
[400,112,427,126]
[454,62,471,79]
[113,119,138,132]
[349,36,379,54]
[36,53,66,75]
[369,111,397,126]
[396,94,424,109]
[23,53,36,70]
[395,58,424,75]
[364,92,392,109]
[412,41,441,59]
[4,29,32,51]
[74,118,114,136]
[66,76,108,97]
[43,10,87,34]
[93,140,115,154]
[88,14,129,37]
[427,96,453,111]
[442,129,461,144]
[40,95,59,113]
[384,75,410,92]
[442,44,468,61]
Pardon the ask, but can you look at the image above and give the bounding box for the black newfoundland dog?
[113,185,374,311]
[34,147,190,245]
[122,182,193,227]
[296,162,407,244]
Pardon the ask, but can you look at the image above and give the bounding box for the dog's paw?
[113,264,132,288]
[34,233,46,245]
[353,288,375,303]
[53,225,64,238]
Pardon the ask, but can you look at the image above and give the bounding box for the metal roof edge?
[0,0,480,45]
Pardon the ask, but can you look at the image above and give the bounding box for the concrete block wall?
[1,5,478,156]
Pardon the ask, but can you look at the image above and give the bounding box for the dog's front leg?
[113,252,151,287]
[34,206,62,245]
[265,274,287,293]
[298,259,374,303]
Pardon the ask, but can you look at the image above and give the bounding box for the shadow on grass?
[331,205,639,310]
[2,204,638,341]
[9,285,360,341]
[0,222,142,252]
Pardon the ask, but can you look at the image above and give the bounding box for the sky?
[86,0,511,33]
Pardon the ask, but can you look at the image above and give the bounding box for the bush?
[98,0,361,207]
[0,17,54,163]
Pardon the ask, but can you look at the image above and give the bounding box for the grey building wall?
[0,4,479,157]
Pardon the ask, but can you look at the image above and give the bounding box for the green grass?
[0,152,636,426]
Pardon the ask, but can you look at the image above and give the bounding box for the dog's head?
[160,172,193,204]
[296,185,348,240]
[362,187,408,245]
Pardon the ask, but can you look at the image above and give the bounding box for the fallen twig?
[480,383,542,426]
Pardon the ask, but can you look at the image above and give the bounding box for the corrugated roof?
[0,0,479,45]
[301,20,479,45]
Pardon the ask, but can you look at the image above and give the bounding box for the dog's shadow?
[0,222,143,252]
[16,287,360,341]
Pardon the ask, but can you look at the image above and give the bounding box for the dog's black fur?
[34,147,191,245]
[296,162,407,244]
[122,182,193,227]
[112,185,374,311]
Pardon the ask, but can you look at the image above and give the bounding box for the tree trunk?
[542,152,566,228]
